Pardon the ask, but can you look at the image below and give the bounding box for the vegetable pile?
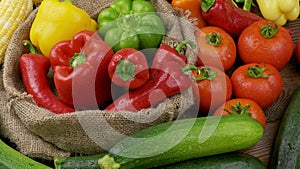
[2,0,300,168]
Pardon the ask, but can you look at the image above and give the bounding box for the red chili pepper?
[201,0,263,38]
[49,30,114,110]
[105,40,195,112]
[108,48,149,89]
[18,40,75,114]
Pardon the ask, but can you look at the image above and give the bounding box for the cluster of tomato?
[191,20,295,129]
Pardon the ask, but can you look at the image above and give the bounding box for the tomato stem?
[260,23,278,39]
[247,65,270,78]
[194,66,217,81]
[225,102,252,116]
[181,65,198,73]
[206,32,222,46]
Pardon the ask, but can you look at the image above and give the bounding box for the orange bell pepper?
[171,0,206,28]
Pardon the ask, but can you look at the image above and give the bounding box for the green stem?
[243,0,252,11]
[115,59,136,81]
[194,66,217,81]
[23,40,37,54]
[201,0,216,12]
[181,65,198,73]
[247,65,270,78]
[206,32,221,47]
[175,40,196,54]
[231,0,238,7]
[69,53,86,69]
[260,23,278,39]
[225,102,252,117]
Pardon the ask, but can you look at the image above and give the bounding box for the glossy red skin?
[19,54,75,114]
[50,30,114,110]
[108,48,149,89]
[231,63,283,108]
[195,26,236,71]
[238,20,294,70]
[106,45,192,112]
[201,0,263,39]
[151,44,187,71]
[214,98,266,128]
[192,66,232,113]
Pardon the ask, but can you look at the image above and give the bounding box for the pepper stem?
[243,0,252,11]
[260,23,278,39]
[23,40,37,54]
[247,65,270,78]
[175,40,196,54]
[231,0,254,11]
[206,32,221,46]
[115,59,136,81]
[225,102,252,117]
[69,53,86,69]
[201,0,216,12]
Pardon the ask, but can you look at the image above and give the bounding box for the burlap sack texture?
[2,0,198,160]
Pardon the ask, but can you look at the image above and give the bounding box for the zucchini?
[156,153,266,169]
[270,88,300,168]
[54,154,106,169]
[0,138,51,169]
[98,115,264,169]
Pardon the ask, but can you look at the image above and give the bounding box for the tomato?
[231,63,282,108]
[296,37,300,64]
[213,98,266,128]
[195,26,236,72]
[238,20,294,70]
[191,66,232,114]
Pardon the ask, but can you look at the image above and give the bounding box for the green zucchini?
[54,154,106,169]
[0,138,51,169]
[98,115,264,169]
[270,88,300,168]
[156,153,266,169]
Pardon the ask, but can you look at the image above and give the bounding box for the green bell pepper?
[97,0,166,52]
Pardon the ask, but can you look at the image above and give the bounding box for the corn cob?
[0,0,33,65]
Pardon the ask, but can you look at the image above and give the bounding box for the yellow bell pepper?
[256,0,300,25]
[29,0,97,57]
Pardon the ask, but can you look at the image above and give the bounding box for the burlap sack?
[2,0,198,159]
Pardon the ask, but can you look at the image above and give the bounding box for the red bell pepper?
[105,40,195,112]
[19,40,75,114]
[49,30,114,110]
[201,0,263,38]
[108,48,149,89]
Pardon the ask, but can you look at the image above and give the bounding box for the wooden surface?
[239,18,300,167]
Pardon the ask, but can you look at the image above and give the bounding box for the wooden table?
[240,18,300,167]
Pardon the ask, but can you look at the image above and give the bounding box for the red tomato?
[231,63,282,108]
[192,66,232,114]
[195,26,236,71]
[214,98,266,128]
[238,20,294,70]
